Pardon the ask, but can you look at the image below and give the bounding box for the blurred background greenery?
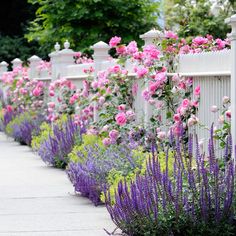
[0,0,235,63]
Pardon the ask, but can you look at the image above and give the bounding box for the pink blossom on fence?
[192,36,208,46]
[109,36,121,47]
[134,67,148,78]
[115,112,127,126]
[165,31,178,40]
[194,85,200,96]
[116,45,127,55]
[126,41,138,55]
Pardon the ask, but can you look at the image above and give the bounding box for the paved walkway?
[0,132,115,236]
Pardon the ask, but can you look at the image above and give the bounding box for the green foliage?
[68,134,104,162]
[101,150,176,203]
[26,0,160,53]
[0,35,47,65]
[6,112,31,136]
[164,0,234,39]
[31,114,68,151]
[31,121,52,151]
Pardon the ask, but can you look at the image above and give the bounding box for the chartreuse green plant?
[31,114,68,151]
[31,122,51,151]
[101,150,176,203]
[6,112,32,136]
[68,134,104,162]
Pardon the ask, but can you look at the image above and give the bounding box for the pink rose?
[143,45,160,59]
[193,36,208,46]
[157,131,166,140]
[32,87,41,97]
[98,96,105,105]
[182,98,190,108]
[109,130,119,140]
[102,138,112,146]
[6,105,13,113]
[194,85,200,96]
[109,65,121,74]
[91,81,98,89]
[49,90,55,97]
[135,67,148,79]
[116,45,127,55]
[216,38,226,50]
[48,102,55,108]
[115,112,127,126]
[126,41,138,55]
[165,31,178,40]
[149,82,159,93]
[118,104,126,111]
[126,110,135,120]
[109,36,121,47]
[226,110,231,119]
[173,114,181,123]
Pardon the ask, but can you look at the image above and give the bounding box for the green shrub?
[31,114,68,151]
[101,150,176,203]
[68,134,104,162]
[31,122,52,151]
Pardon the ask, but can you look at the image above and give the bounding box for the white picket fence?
[1,14,236,149]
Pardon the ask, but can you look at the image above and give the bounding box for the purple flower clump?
[11,116,43,146]
[105,129,236,235]
[38,118,79,168]
[0,109,16,131]
[67,144,143,206]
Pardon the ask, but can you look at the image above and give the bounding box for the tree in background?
[0,0,47,63]
[26,0,160,54]
[163,0,235,39]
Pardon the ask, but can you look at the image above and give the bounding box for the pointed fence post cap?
[91,41,110,50]
[11,58,22,64]
[0,61,8,66]
[140,29,164,40]
[28,55,41,62]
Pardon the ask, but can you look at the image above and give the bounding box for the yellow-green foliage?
[68,134,104,162]
[31,122,52,151]
[31,114,68,151]
[6,112,32,136]
[101,151,176,203]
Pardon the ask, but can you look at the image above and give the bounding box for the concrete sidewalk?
[0,132,116,236]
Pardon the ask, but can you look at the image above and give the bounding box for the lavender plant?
[67,144,145,206]
[105,129,236,236]
[38,118,80,168]
[6,112,44,146]
[0,107,16,131]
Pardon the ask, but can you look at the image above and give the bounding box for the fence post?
[0,61,8,92]
[226,14,236,151]
[58,40,75,78]
[11,58,22,69]
[49,42,61,81]
[91,41,110,121]
[28,55,42,79]
[0,61,8,75]
[140,29,164,126]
